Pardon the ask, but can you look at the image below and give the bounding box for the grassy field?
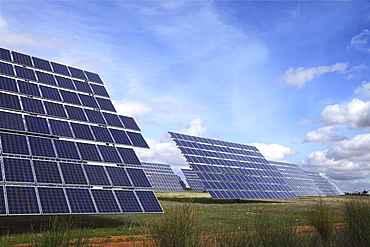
[0,191,367,246]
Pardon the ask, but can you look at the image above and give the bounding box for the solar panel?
[305,171,339,196]
[38,187,70,214]
[0,62,15,77]
[91,190,120,213]
[0,111,25,131]
[0,76,18,93]
[182,168,206,191]
[0,48,161,215]
[170,132,297,200]
[138,162,185,191]
[127,132,149,148]
[136,191,163,213]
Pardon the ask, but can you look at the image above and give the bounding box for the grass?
[0,192,368,246]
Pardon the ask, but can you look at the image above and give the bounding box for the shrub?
[307,199,334,245]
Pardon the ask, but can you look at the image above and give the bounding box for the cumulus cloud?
[181,118,208,137]
[250,143,297,161]
[302,133,370,180]
[354,81,370,98]
[113,99,154,118]
[320,99,370,130]
[349,29,370,53]
[304,126,347,142]
[280,63,348,88]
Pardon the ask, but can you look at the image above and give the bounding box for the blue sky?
[1,0,370,192]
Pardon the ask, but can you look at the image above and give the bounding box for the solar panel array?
[129,162,184,191]
[0,47,162,215]
[305,171,339,196]
[170,132,297,199]
[269,161,324,197]
[181,169,206,191]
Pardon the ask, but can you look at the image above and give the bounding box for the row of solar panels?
[184,155,273,169]
[0,92,140,133]
[0,132,141,164]
[0,48,103,83]
[170,132,259,151]
[208,190,297,199]
[0,111,146,147]
[1,76,114,111]
[0,157,150,187]
[175,139,263,157]
[0,186,162,215]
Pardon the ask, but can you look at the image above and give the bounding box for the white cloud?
[113,99,154,118]
[320,99,370,130]
[298,118,312,126]
[304,126,347,142]
[250,143,297,161]
[354,81,370,98]
[181,118,208,137]
[349,29,370,53]
[280,63,348,88]
[302,133,370,180]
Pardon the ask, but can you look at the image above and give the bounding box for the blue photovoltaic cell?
[85,109,106,125]
[3,158,34,182]
[60,163,88,185]
[114,190,142,213]
[54,139,80,160]
[0,132,29,155]
[105,166,131,187]
[76,142,102,162]
[0,48,11,61]
[12,52,33,66]
[136,191,163,213]
[0,76,18,93]
[0,92,21,110]
[55,78,75,94]
[36,71,57,86]
[49,119,73,138]
[0,62,15,76]
[91,190,120,213]
[91,126,114,143]
[65,188,97,214]
[18,80,41,97]
[28,136,56,158]
[0,187,6,215]
[55,76,75,90]
[15,66,36,81]
[85,71,103,84]
[33,160,62,184]
[21,97,45,114]
[96,97,116,112]
[25,115,50,135]
[103,112,123,127]
[71,123,95,141]
[90,84,109,97]
[127,132,149,148]
[126,168,152,188]
[84,164,111,186]
[60,90,81,105]
[109,129,131,145]
[68,67,87,80]
[65,105,87,121]
[79,94,99,108]
[38,187,70,214]
[0,111,25,131]
[116,147,141,165]
[119,116,140,131]
[40,85,62,101]
[51,62,70,76]
[97,145,122,163]
[32,57,53,72]
[6,186,40,215]
[44,102,67,118]
[74,80,93,93]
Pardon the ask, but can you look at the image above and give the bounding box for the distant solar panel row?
[0,89,140,132]
[0,156,149,187]
[0,186,162,215]
[305,171,339,196]
[170,132,297,199]
[270,160,324,197]
[0,48,103,84]
[0,110,146,147]
[0,132,141,164]
[181,169,206,191]
[136,162,185,191]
